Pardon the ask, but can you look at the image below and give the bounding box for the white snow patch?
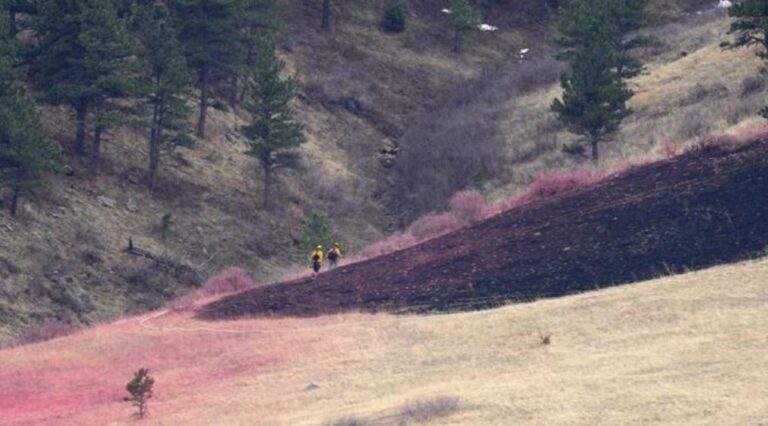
[479,24,499,32]
[717,0,733,8]
[442,8,451,14]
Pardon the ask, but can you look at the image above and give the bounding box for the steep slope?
[202,137,768,319]
[0,0,723,337]
[2,257,766,425]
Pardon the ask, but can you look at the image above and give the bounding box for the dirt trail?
[200,139,768,319]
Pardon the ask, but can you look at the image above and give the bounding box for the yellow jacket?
[328,246,342,258]
[310,249,325,263]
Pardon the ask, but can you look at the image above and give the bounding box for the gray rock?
[97,196,117,208]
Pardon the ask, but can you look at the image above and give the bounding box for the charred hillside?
[201,138,768,319]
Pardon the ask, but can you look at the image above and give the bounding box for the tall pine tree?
[240,36,305,210]
[228,0,278,111]
[556,0,650,78]
[175,0,242,139]
[30,0,137,158]
[138,2,193,190]
[722,0,768,117]
[552,0,633,162]
[0,8,59,216]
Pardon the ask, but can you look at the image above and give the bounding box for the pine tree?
[321,0,332,31]
[240,37,306,210]
[552,5,633,162]
[138,2,193,190]
[30,0,137,157]
[124,368,154,419]
[556,0,650,78]
[228,0,279,111]
[722,0,768,117]
[298,211,335,262]
[175,0,242,139]
[450,0,481,53]
[0,10,59,216]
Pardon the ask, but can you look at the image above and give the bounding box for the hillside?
[202,137,768,319]
[2,256,766,425]
[0,0,737,338]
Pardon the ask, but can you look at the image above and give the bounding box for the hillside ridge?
[201,137,768,319]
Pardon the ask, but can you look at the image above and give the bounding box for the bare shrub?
[740,76,765,97]
[16,319,78,345]
[538,330,552,345]
[680,83,729,107]
[360,231,418,258]
[525,169,603,200]
[198,267,255,296]
[407,212,460,240]
[168,267,255,312]
[327,417,369,426]
[449,190,486,225]
[399,396,462,422]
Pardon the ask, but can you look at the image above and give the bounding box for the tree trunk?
[10,186,20,217]
[228,75,239,113]
[321,0,332,31]
[8,10,16,36]
[75,101,88,156]
[263,165,272,210]
[148,100,162,190]
[197,66,209,139]
[92,100,103,159]
[453,29,462,53]
[591,136,599,163]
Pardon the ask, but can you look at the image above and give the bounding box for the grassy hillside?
[0,0,733,338]
[2,256,766,425]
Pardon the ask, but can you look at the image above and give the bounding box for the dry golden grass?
[2,257,766,425]
[491,13,768,200]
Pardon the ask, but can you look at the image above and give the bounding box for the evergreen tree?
[321,0,332,31]
[556,0,650,78]
[722,0,768,117]
[138,2,193,190]
[228,0,278,111]
[175,0,242,139]
[240,37,306,210]
[30,0,137,157]
[552,4,632,162]
[298,211,335,262]
[723,0,768,58]
[0,10,59,216]
[383,0,408,33]
[450,0,481,53]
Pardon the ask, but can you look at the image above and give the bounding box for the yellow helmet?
[316,245,323,249]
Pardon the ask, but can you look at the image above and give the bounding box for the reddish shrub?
[360,232,418,259]
[16,319,78,345]
[524,169,603,201]
[407,212,460,240]
[199,267,255,296]
[659,139,683,158]
[449,190,486,225]
[168,267,255,312]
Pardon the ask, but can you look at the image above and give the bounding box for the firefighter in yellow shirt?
[327,243,343,268]
[310,245,325,274]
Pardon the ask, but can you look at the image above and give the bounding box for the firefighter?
[327,242,343,268]
[310,245,325,274]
